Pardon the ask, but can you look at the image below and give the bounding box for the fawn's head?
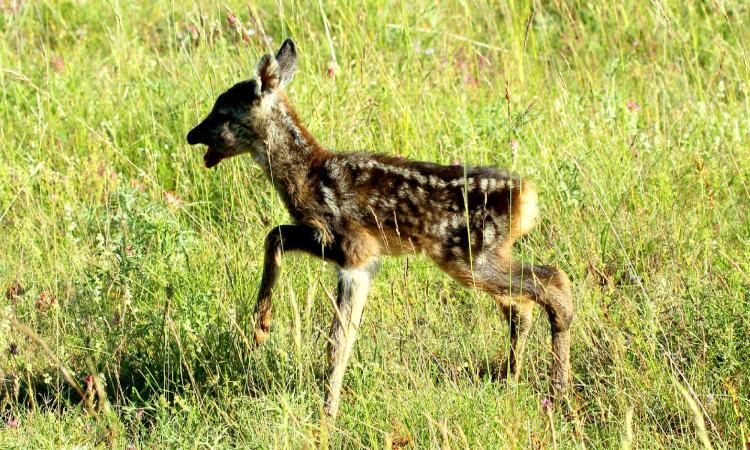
[186,39,298,168]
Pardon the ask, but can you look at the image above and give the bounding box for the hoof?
[478,359,514,382]
[549,379,569,399]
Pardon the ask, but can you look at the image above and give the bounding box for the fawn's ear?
[257,54,281,93]
[275,39,297,87]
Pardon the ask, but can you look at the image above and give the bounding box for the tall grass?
[1,0,748,448]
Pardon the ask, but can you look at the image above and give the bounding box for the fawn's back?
[314,153,538,265]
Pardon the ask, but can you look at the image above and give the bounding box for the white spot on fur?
[415,174,427,184]
[483,225,496,242]
[368,161,430,185]
[449,177,473,187]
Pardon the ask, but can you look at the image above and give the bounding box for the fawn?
[187,39,573,419]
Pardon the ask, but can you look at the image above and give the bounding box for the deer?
[186,39,573,420]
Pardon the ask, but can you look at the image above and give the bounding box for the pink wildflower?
[626,100,640,112]
[51,56,65,73]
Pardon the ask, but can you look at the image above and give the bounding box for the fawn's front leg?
[325,259,378,419]
[253,225,342,345]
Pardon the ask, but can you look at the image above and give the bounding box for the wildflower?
[226,14,252,42]
[326,63,336,78]
[510,139,519,151]
[186,24,199,39]
[6,418,19,429]
[51,56,65,73]
[36,291,56,312]
[5,281,24,301]
[541,397,552,412]
[626,100,640,112]
[84,375,94,389]
[8,343,18,356]
[163,191,183,209]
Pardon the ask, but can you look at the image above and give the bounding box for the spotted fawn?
[187,39,573,419]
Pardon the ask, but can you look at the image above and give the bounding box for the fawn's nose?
[186,126,204,146]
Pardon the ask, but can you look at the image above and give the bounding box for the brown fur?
[187,39,574,419]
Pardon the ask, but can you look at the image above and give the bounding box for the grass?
[1,0,749,448]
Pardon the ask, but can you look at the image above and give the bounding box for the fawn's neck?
[256,94,330,210]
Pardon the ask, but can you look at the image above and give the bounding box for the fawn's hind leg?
[252,225,343,345]
[495,300,535,381]
[438,257,573,392]
[325,259,378,419]
[526,264,573,392]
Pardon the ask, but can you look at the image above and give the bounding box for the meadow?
[1,0,749,448]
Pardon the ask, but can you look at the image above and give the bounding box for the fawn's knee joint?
[264,228,282,251]
[264,230,285,266]
[547,308,572,332]
[540,265,570,293]
[543,267,573,332]
[559,310,574,331]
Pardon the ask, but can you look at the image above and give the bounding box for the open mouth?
[203,147,224,168]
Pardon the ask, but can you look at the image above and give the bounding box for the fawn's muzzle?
[186,126,204,146]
